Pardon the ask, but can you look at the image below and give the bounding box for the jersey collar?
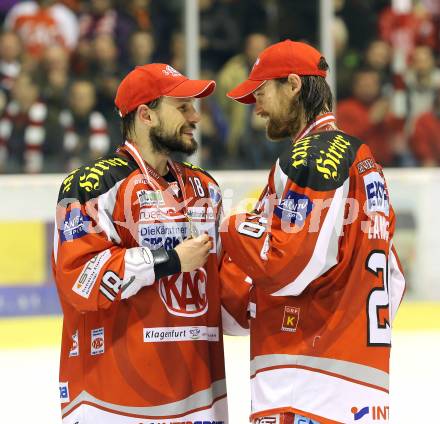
[294,112,337,142]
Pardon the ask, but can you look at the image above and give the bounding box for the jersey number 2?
[366,250,391,347]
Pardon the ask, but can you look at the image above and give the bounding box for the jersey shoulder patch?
[58,153,137,204]
[279,130,362,191]
[180,161,220,187]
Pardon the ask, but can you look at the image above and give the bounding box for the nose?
[189,104,201,124]
[255,102,264,116]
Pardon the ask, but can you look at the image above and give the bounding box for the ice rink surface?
[0,331,439,423]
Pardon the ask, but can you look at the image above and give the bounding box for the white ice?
[0,331,438,423]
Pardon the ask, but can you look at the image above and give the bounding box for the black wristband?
[152,248,181,280]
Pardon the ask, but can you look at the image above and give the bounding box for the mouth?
[181,125,196,137]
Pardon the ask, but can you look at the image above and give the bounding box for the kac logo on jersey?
[91,327,104,355]
[159,268,208,317]
[274,191,313,224]
[363,172,389,216]
[60,208,91,242]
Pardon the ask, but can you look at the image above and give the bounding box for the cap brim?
[166,79,216,99]
[227,79,266,104]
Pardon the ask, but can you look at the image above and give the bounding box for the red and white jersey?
[220,116,405,424]
[52,146,227,423]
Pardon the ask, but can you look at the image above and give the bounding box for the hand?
[175,234,212,272]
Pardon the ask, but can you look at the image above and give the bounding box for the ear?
[136,104,157,126]
[287,73,302,98]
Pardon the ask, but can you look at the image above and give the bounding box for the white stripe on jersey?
[221,305,250,336]
[251,366,389,423]
[62,380,227,421]
[53,220,59,264]
[273,159,288,200]
[97,180,123,244]
[121,247,156,299]
[251,354,389,389]
[272,177,350,297]
[62,396,228,424]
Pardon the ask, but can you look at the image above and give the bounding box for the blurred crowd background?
[0,0,439,173]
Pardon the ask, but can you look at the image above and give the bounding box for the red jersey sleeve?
[219,254,251,335]
[52,160,157,312]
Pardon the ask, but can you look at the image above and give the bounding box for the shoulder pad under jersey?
[181,161,220,186]
[279,130,362,191]
[58,153,138,204]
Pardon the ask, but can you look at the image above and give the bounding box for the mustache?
[181,123,196,132]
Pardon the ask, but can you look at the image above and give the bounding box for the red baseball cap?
[227,40,327,104]
[115,63,216,117]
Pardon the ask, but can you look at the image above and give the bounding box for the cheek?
[160,112,183,134]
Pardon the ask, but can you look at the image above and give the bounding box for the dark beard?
[150,123,198,155]
[267,95,303,140]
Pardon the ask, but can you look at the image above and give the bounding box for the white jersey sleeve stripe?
[272,177,349,297]
[221,305,250,336]
[121,247,156,299]
[251,353,389,390]
[62,379,227,418]
[97,181,123,244]
[273,159,288,199]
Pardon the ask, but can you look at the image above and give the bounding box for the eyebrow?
[177,98,195,104]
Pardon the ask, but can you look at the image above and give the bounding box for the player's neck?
[133,137,169,176]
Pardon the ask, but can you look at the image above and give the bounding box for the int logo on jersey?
[281,306,300,332]
[351,406,389,421]
[159,268,208,317]
[274,191,313,225]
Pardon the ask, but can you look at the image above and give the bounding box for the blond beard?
[266,94,303,140]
